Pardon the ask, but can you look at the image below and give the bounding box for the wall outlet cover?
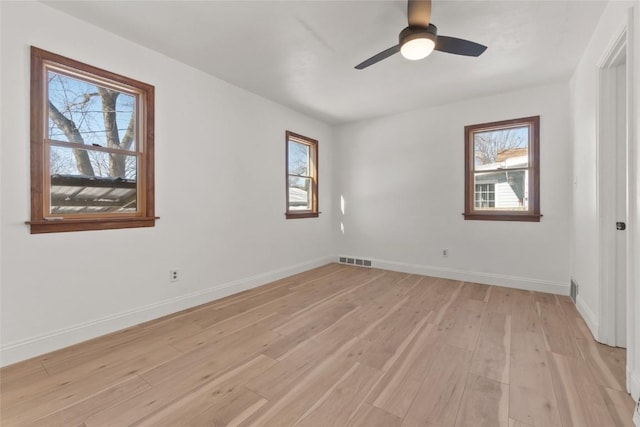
[633,398,640,427]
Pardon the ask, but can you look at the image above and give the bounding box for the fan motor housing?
[399,24,438,45]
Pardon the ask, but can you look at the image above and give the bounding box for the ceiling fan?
[355,0,487,69]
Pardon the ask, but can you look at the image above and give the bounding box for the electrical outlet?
[169,269,180,282]
[442,249,448,257]
[633,398,639,427]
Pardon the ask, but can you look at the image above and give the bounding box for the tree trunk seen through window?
[47,72,136,180]
[48,101,95,176]
[30,46,156,233]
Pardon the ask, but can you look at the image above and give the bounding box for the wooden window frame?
[28,47,157,233]
[464,116,541,222]
[285,131,319,219]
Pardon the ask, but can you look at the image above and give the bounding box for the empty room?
[1,0,640,426]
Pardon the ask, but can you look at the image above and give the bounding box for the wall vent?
[570,279,578,304]
[339,256,372,268]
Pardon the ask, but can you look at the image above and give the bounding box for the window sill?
[285,212,320,220]
[26,216,159,234]
[463,212,542,222]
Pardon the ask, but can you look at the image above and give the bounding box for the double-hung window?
[29,47,156,233]
[286,131,318,219]
[464,116,541,221]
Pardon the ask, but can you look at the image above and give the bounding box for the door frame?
[597,27,628,347]
[596,8,636,395]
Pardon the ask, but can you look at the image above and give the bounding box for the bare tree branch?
[474,129,525,165]
[48,101,95,176]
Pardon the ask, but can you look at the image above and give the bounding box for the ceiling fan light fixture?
[354,2,487,70]
[399,25,438,61]
[401,37,435,60]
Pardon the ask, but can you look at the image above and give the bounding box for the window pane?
[288,141,309,176]
[288,176,312,210]
[50,145,137,214]
[474,126,528,170]
[48,71,137,151]
[474,183,495,208]
[474,170,528,211]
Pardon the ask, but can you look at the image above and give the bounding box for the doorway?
[597,27,629,349]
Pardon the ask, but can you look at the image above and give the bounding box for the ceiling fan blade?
[355,45,401,69]
[408,0,431,27]
[435,36,487,57]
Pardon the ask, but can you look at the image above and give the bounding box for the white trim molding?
[576,294,600,341]
[344,256,569,295]
[628,0,639,404]
[629,367,640,402]
[0,256,334,367]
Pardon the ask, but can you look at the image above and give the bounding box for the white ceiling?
[43,0,607,125]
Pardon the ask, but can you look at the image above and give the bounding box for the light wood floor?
[0,264,636,426]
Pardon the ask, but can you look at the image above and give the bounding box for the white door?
[598,31,630,350]
[614,57,628,348]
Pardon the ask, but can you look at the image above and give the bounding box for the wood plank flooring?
[0,264,635,426]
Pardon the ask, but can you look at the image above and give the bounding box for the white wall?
[0,1,335,366]
[570,0,640,400]
[334,82,571,294]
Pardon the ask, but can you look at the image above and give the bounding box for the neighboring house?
[474,149,528,210]
[288,187,309,209]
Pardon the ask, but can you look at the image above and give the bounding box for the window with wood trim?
[29,47,156,233]
[286,131,318,219]
[464,116,541,222]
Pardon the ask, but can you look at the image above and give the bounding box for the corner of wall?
[575,294,600,341]
[345,256,569,295]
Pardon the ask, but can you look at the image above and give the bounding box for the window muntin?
[29,47,156,233]
[474,183,495,208]
[464,116,540,221]
[286,131,318,219]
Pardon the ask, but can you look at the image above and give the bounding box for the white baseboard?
[630,368,640,403]
[0,256,334,367]
[352,257,569,295]
[575,294,600,341]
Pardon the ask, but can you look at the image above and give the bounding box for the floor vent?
[570,279,578,304]
[339,256,372,268]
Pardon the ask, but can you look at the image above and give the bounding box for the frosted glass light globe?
[401,38,435,60]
